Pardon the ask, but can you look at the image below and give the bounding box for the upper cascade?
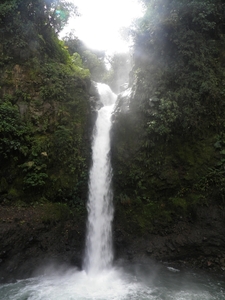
[97,83,117,106]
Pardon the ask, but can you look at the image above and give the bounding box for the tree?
[105,52,131,93]
[81,50,107,82]
[64,35,108,82]
[0,0,78,62]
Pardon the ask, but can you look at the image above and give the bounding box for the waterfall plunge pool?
[0,261,225,299]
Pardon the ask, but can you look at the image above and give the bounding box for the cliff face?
[0,60,92,205]
[0,35,102,283]
[110,0,225,268]
[0,42,94,286]
[0,0,95,206]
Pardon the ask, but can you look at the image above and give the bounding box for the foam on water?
[0,268,145,300]
[1,265,225,300]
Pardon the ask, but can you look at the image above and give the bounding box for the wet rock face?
[114,204,225,274]
[0,205,86,283]
[1,203,225,283]
[113,87,132,117]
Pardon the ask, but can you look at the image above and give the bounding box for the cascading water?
[84,83,117,274]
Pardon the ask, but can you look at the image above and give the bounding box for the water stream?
[84,83,116,274]
[0,83,225,299]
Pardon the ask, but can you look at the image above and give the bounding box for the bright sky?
[60,0,144,53]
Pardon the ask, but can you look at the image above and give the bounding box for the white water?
[1,263,225,299]
[1,83,225,299]
[84,83,117,274]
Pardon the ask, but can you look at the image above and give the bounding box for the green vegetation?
[0,0,91,213]
[105,53,131,93]
[2,0,225,238]
[0,0,77,64]
[64,36,107,82]
[64,35,131,92]
[111,0,225,234]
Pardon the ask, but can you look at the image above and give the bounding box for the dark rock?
[114,204,225,274]
[113,87,132,117]
[146,248,153,254]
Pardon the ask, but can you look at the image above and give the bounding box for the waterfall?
[1,88,224,300]
[84,83,117,274]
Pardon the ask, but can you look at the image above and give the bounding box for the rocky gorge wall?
[1,201,225,283]
[110,90,225,274]
[110,0,225,275]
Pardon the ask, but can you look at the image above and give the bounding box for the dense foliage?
[132,0,225,137]
[64,36,108,82]
[0,0,91,210]
[112,0,225,234]
[64,35,131,92]
[0,0,77,63]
